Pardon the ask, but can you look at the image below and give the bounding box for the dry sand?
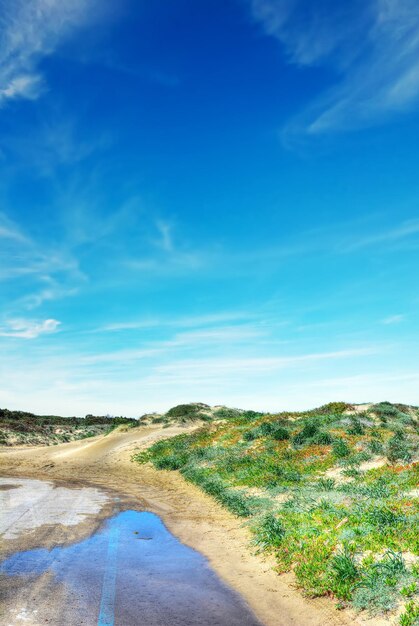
[0,425,388,626]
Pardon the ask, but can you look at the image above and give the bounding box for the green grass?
[132,401,419,619]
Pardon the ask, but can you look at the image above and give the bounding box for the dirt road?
[0,425,376,626]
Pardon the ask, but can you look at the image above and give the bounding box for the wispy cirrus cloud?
[0,0,100,107]
[341,218,419,251]
[249,0,419,137]
[0,211,83,319]
[0,318,60,339]
[0,212,79,281]
[0,213,29,243]
[381,314,405,325]
[155,348,377,377]
[122,214,419,283]
[99,311,256,333]
[81,324,267,366]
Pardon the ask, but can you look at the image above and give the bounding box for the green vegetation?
[0,408,137,446]
[399,600,419,626]
[166,403,209,419]
[133,401,419,619]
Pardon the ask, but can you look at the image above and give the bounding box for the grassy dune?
[0,409,137,446]
[134,402,419,623]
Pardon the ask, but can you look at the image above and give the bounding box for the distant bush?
[166,403,210,421]
[241,410,265,420]
[315,402,352,415]
[243,421,290,442]
[371,402,408,424]
[213,407,241,419]
[292,419,334,446]
[0,407,137,446]
[166,404,200,417]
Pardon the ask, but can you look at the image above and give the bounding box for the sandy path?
[0,426,383,626]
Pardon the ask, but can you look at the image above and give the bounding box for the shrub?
[180,467,253,517]
[352,578,398,614]
[243,428,260,441]
[219,490,253,517]
[352,551,408,615]
[166,403,206,418]
[312,430,334,445]
[317,477,336,491]
[347,418,365,436]
[154,453,188,470]
[316,402,351,415]
[292,419,320,446]
[259,422,275,436]
[294,538,334,597]
[373,402,400,418]
[242,410,265,419]
[213,407,241,419]
[253,513,285,551]
[361,477,391,498]
[366,506,405,527]
[387,431,412,464]
[330,546,359,600]
[367,438,384,454]
[271,425,290,441]
[332,438,351,458]
[244,421,290,442]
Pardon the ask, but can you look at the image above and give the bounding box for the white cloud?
[154,220,174,253]
[250,0,419,136]
[0,338,386,415]
[0,74,43,101]
[0,211,83,324]
[381,314,405,325]
[81,324,267,366]
[342,219,419,251]
[0,213,29,243]
[0,318,61,339]
[151,348,377,382]
[0,0,98,106]
[98,311,256,332]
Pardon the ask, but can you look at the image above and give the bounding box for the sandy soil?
[0,425,387,626]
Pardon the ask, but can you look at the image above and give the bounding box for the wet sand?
[1,479,262,626]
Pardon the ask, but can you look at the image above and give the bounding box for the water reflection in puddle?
[1,510,262,626]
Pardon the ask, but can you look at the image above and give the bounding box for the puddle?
[0,509,262,625]
[0,477,109,539]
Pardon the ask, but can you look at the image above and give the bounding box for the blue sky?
[0,0,418,416]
